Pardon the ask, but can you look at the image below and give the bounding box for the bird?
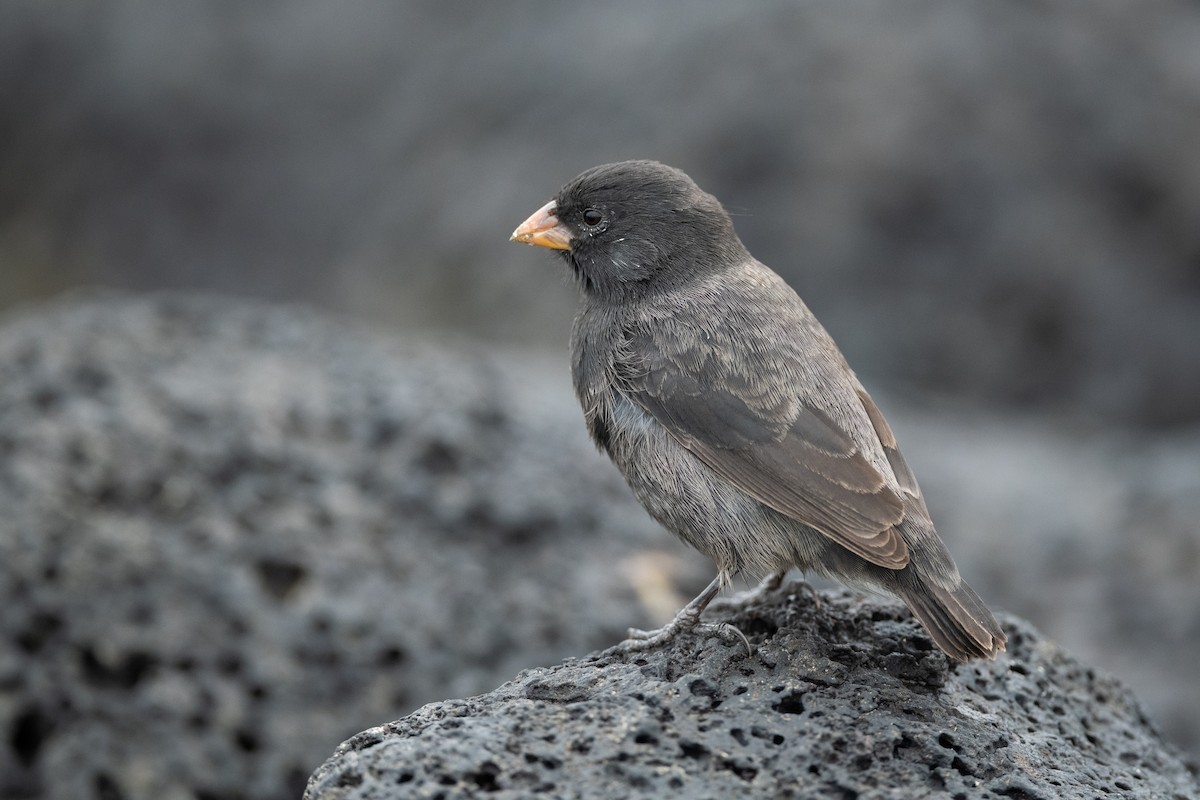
[510,160,1006,661]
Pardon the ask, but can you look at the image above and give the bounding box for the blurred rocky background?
[1,2,1198,799]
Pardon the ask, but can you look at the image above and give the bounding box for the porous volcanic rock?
[307,585,1200,800]
[0,292,700,800]
[1,293,1196,800]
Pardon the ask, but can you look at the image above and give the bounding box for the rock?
[0,293,705,800]
[883,407,1200,760]
[0,293,1196,800]
[306,585,1200,800]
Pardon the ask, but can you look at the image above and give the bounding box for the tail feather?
[900,579,1006,662]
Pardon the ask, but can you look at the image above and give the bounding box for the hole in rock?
[255,558,308,601]
[773,691,805,714]
[10,705,52,766]
[94,772,125,800]
[79,646,157,690]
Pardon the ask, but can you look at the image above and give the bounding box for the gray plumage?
[512,160,1005,661]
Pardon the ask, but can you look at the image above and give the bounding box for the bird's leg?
[742,569,821,610]
[625,576,721,642]
[757,569,789,594]
[794,579,822,610]
[620,575,751,656]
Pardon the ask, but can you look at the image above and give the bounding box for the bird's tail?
[899,576,1007,662]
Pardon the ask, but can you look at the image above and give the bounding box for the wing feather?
[620,306,911,569]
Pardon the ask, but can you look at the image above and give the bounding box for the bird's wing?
[617,277,911,569]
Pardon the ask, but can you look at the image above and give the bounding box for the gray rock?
[0,293,1196,800]
[0,293,705,800]
[883,407,1200,760]
[306,585,1200,800]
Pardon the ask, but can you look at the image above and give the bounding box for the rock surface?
[0,293,702,800]
[307,586,1199,800]
[0,293,1196,800]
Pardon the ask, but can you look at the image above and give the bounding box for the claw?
[619,620,751,657]
[612,574,754,657]
[712,621,753,656]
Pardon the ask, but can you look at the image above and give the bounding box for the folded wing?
[619,319,910,569]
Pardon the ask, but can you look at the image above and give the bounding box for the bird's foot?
[772,578,820,609]
[611,575,753,657]
[743,570,821,610]
[791,580,822,610]
[621,619,752,657]
[755,569,789,596]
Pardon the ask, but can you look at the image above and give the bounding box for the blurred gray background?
[2,2,1199,798]
[4,1,1200,427]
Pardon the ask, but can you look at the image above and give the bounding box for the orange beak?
[510,200,572,251]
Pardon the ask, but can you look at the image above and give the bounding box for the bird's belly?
[603,392,826,578]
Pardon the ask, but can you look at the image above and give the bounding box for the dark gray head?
[511,160,748,302]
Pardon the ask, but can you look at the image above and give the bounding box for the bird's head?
[511,160,747,302]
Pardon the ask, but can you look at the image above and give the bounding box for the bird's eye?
[582,208,604,227]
